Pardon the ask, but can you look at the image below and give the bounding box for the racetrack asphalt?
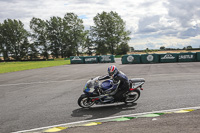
[14,106,200,133]
[1,58,200,133]
[60,107,200,133]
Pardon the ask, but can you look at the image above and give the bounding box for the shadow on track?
[71,103,137,120]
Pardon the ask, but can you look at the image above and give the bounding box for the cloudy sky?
[0,0,200,50]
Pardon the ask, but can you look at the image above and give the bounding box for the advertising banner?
[141,54,159,63]
[178,53,196,62]
[84,56,99,64]
[70,56,85,64]
[99,55,115,63]
[159,53,178,63]
[122,55,141,64]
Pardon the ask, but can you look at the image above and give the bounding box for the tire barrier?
[70,55,115,64]
[122,52,200,64]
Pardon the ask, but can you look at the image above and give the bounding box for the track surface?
[1,59,200,133]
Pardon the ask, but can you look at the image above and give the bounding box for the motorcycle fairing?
[84,83,95,94]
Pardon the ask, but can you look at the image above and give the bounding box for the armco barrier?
[159,53,178,63]
[197,52,200,62]
[84,56,99,64]
[141,54,159,63]
[99,55,115,63]
[70,56,85,64]
[178,52,196,62]
[122,55,141,64]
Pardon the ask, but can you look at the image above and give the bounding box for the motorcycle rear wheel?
[78,94,95,108]
[124,89,140,104]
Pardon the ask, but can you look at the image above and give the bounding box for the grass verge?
[0,60,70,74]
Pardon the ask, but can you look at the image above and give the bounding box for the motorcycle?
[78,76,145,108]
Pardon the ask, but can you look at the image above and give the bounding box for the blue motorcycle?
[78,76,145,108]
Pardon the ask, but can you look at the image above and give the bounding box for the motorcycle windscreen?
[84,80,95,93]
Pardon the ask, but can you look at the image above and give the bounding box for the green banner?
[141,54,159,64]
[84,56,99,64]
[122,55,141,64]
[178,53,196,62]
[159,53,178,63]
[99,55,115,63]
[70,56,85,64]
[196,52,200,62]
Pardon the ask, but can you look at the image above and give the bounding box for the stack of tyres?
[99,55,115,63]
[122,55,141,64]
[84,56,99,64]
[141,54,159,64]
[159,53,178,63]
[70,56,85,64]
[196,52,200,62]
[178,53,196,62]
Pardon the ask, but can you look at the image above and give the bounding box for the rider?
[99,65,130,100]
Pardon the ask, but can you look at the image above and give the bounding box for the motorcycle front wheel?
[78,94,95,108]
[124,89,140,104]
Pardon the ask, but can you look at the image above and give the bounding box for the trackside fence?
[70,55,115,64]
[122,52,200,64]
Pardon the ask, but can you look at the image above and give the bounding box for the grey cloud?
[139,1,156,7]
[146,43,157,48]
[164,0,200,39]
[178,26,200,39]
[0,0,16,3]
[159,29,179,37]
[165,0,200,27]
[137,15,160,34]
[0,0,45,21]
[70,0,107,5]
[136,0,200,39]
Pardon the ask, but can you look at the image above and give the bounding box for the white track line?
[13,106,200,133]
[0,79,88,87]
[3,72,199,87]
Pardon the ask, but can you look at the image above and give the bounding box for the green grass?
[115,55,122,58]
[0,60,70,74]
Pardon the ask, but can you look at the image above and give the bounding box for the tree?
[46,16,63,58]
[145,48,149,54]
[130,47,134,52]
[160,46,165,50]
[116,43,130,55]
[82,31,94,56]
[0,23,3,59]
[187,45,192,50]
[0,22,10,60]
[1,19,29,60]
[91,11,131,55]
[63,13,85,57]
[30,17,49,59]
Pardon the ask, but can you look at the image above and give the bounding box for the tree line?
[0,11,131,60]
